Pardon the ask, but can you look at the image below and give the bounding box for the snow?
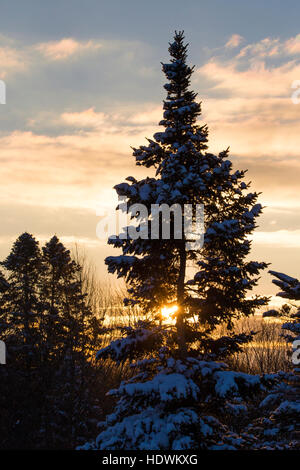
[139,184,152,201]
[282,322,300,334]
[96,324,157,361]
[269,270,298,284]
[259,393,281,408]
[214,370,262,397]
[112,373,199,402]
[199,418,213,436]
[273,401,300,416]
[264,428,279,436]
[93,407,199,450]
[225,402,248,415]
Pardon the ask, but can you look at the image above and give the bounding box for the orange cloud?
[234,33,300,59]
[36,38,102,60]
[0,46,26,78]
[195,52,300,163]
[237,37,280,58]
[285,35,300,55]
[60,105,162,129]
[198,59,299,98]
[252,230,300,247]
[61,108,107,129]
[225,34,244,49]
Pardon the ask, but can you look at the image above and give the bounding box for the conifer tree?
[0,269,9,339]
[84,32,272,451]
[105,31,268,356]
[40,235,102,447]
[0,233,44,448]
[1,232,42,368]
[246,270,300,449]
[0,234,103,449]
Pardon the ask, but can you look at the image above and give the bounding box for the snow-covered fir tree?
[82,32,273,450]
[105,31,268,356]
[246,270,299,449]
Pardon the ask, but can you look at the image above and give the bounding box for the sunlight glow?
[161,304,178,321]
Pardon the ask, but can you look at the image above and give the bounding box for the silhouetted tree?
[1,232,42,368]
[40,236,102,447]
[106,31,268,358]
[0,234,104,449]
[85,32,271,451]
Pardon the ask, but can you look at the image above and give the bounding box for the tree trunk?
[176,240,187,358]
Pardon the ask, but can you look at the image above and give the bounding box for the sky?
[0,0,300,301]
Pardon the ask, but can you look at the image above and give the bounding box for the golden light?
[161,304,178,321]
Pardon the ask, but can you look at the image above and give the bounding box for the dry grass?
[216,315,292,374]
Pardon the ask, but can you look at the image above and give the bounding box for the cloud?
[195,40,300,163]
[285,35,300,55]
[252,230,300,247]
[0,36,27,77]
[0,47,26,77]
[234,33,300,59]
[0,104,162,213]
[198,59,299,99]
[36,38,102,61]
[0,35,104,79]
[192,36,300,220]
[61,108,107,129]
[60,105,162,130]
[237,37,280,58]
[225,34,244,49]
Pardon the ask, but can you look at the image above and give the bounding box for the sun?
[161,304,178,322]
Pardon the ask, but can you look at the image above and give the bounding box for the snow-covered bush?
[82,329,275,450]
[245,271,300,449]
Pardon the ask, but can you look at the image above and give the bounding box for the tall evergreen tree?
[105,31,268,356]
[1,232,42,368]
[84,32,272,451]
[39,235,103,448]
[0,233,44,448]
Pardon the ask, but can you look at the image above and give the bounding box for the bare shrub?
[215,315,291,374]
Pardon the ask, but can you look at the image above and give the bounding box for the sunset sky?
[1,0,300,301]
